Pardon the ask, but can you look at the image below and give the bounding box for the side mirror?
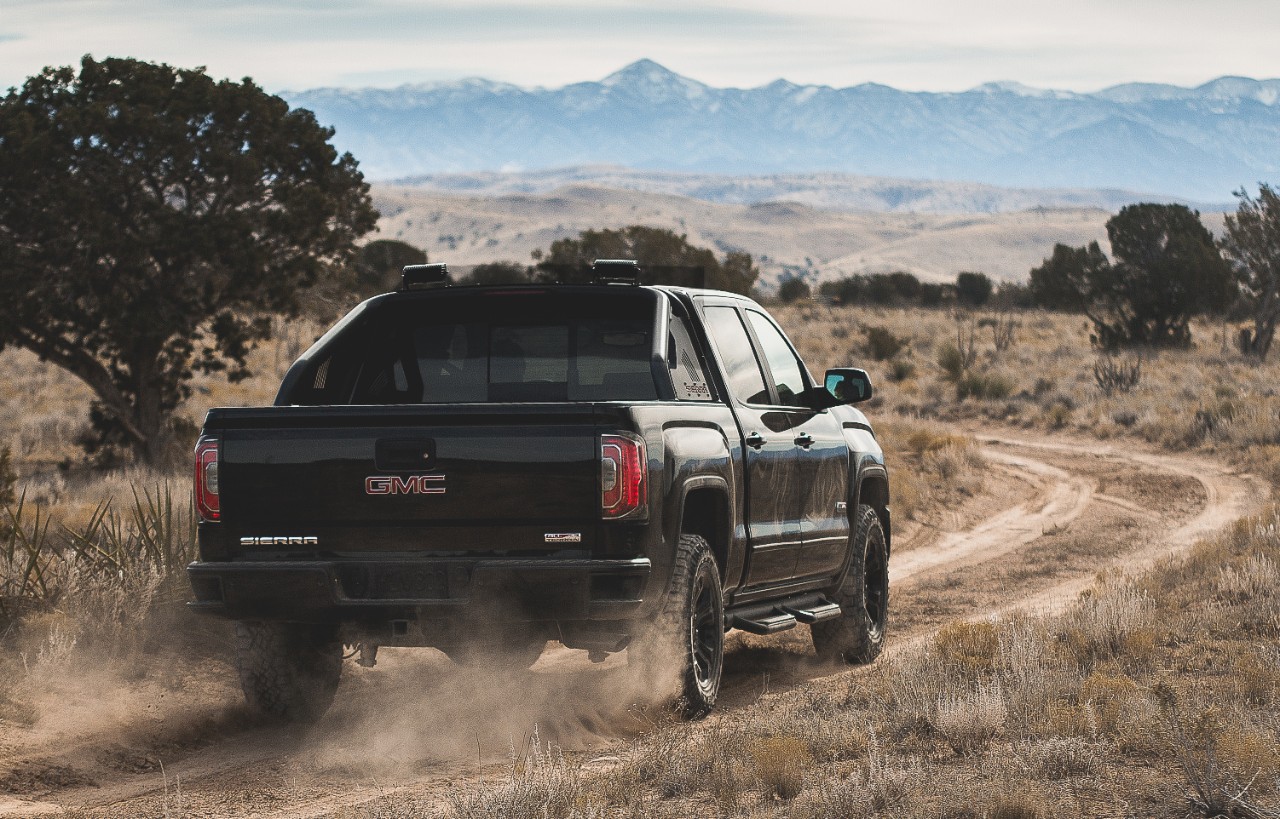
[821,368,874,406]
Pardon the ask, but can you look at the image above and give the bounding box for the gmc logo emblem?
[365,475,447,495]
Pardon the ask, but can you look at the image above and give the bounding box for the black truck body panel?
[187,283,888,652]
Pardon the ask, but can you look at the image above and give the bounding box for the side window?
[669,315,713,401]
[746,311,808,406]
[703,306,769,405]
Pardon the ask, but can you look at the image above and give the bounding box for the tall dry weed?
[1058,578,1156,666]
[933,682,1008,755]
[447,728,599,819]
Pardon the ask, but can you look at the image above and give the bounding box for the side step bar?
[728,594,842,635]
[783,600,842,624]
[732,611,799,634]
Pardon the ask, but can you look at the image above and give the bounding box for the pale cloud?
[0,0,1277,93]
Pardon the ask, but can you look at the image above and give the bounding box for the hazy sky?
[2,0,1277,94]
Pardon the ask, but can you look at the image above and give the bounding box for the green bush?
[937,342,971,381]
[863,326,908,361]
[956,371,1015,401]
[887,359,916,382]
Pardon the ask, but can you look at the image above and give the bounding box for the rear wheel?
[812,504,888,664]
[233,621,343,722]
[631,534,724,719]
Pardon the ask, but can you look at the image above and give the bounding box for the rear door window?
[745,310,809,406]
[703,306,770,405]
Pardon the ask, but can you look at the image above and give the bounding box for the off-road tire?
[233,621,343,722]
[631,534,724,719]
[812,504,888,664]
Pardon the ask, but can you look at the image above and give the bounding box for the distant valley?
[372,183,1151,288]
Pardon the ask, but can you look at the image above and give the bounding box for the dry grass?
[780,302,1280,485]
[510,505,1279,818]
[4,300,1280,817]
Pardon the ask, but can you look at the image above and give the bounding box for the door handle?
[794,432,815,448]
[745,431,766,449]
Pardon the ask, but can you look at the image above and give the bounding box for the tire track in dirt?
[976,434,1269,617]
[0,430,1269,818]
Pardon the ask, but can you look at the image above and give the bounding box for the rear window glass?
[289,291,660,404]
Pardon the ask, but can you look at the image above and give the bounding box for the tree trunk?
[1251,315,1277,361]
[131,357,170,466]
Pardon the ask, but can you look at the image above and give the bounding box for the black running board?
[727,593,842,635]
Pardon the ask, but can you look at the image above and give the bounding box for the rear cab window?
[284,288,668,405]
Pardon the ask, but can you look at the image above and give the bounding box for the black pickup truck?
[188,261,890,720]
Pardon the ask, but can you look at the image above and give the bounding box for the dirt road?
[0,429,1267,818]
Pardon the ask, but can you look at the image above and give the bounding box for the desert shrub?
[1093,355,1142,396]
[934,620,1000,673]
[1216,554,1279,603]
[987,796,1048,819]
[1158,685,1280,818]
[889,468,923,521]
[447,731,596,819]
[933,683,1007,754]
[956,370,1015,400]
[920,443,985,497]
[1228,652,1280,705]
[1022,736,1103,779]
[1079,669,1142,736]
[1045,401,1073,429]
[0,484,195,651]
[885,358,916,382]
[937,342,975,382]
[793,753,915,818]
[620,722,750,811]
[1058,580,1155,667]
[748,735,811,800]
[979,313,1019,352]
[778,276,812,303]
[772,693,872,762]
[862,325,907,361]
[1112,409,1140,427]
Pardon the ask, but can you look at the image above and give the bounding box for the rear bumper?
[186,556,652,623]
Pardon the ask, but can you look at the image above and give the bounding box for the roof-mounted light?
[401,263,450,289]
[591,259,641,286]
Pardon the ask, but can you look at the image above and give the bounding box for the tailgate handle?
[376,439,438,471]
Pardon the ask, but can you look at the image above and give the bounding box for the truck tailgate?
[210,404,608,551]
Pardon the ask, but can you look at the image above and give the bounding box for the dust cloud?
[294,643,681,779]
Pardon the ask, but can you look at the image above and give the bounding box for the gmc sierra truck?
[187,260,891,720]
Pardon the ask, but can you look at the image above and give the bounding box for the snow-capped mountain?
[286,60,1280,202]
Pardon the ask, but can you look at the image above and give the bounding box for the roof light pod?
[591,259,641,286]
[401,263,450,289]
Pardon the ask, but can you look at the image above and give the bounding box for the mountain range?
[287,60,1280,204]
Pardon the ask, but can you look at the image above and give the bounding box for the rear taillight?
[601,434,646,519]
[195,437,220,522]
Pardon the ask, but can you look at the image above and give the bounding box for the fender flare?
[674,475,736,586]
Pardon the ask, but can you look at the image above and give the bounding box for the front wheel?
[233,621,343,722]
[812,504,888,664]
[631,534,724,719]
